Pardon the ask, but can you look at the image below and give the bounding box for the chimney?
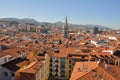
[105,63,108,69]
[97,59,101,64]
[82,62,87,72]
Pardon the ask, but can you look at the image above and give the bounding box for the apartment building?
[20,53,50,80]
[49,47,68,80]
[0,58,28,80]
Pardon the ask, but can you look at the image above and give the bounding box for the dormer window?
[54,49,59,53]
[53,47,60,53]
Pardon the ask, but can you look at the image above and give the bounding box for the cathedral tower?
[64,16,69,38]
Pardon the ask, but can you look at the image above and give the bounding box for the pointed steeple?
[65,16,68,27]
[64,16,69,38]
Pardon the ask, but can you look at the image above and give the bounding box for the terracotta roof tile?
[20,61,43,74]
[70,61,120,80]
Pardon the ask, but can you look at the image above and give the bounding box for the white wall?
[0,55,10,65]
[108,37,117,41]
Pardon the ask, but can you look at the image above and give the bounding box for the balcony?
[52,72,56,76]
[58,63,61,67]
[52,67,56,71]
[58,58,61,62]
[58,68,65,73]
[58,68,61,73]
[52,57,57,62]
[52,62,57,66]
[57,72,61,76]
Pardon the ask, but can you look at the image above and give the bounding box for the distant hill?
[0,18,38,25]
[0,18,111,30]
[53,21,111,30]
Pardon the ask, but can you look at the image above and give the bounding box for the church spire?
[65,16,67,27]
[64,16,69,38]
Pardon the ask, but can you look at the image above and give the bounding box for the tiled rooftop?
[70,61,120,80]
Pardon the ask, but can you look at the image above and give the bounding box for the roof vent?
[105,62,107,68]
[82,62,87,72]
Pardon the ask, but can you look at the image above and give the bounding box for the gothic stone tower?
[64,16,69,38]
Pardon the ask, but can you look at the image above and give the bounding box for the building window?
[4,72,8,77]
[69,60,71,64]
[31,75,33,78]
[82,56,85,59]
[69,65,71,69]
[4,58,7,62]
[69,70,71,73]
[12,73,14,77]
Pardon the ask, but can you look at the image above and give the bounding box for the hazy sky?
[0,0,120,29]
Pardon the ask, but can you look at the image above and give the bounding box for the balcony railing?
[52,62,57,66]
[52,72,56,76]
